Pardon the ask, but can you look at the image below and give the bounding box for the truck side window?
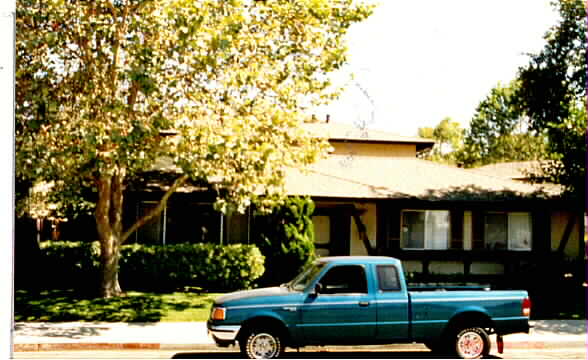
[319,265,368,294]
[376,265,401,291]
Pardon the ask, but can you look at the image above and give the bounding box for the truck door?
[374,264,410,340]
[300,264,376,344]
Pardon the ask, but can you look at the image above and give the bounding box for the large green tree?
[456,81,550,168]
[418,117,463,164]
[16,0,372,297]
[515,0,586,197]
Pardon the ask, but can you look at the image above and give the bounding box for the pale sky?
[315,0,559,136]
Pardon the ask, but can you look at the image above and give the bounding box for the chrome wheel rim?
[250,333,278,359]
[457,331,484,358]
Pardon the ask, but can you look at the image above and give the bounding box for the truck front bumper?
[207,324,241,346]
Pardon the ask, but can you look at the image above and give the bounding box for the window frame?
[400,209,451,250]
[484,211,532,251]
[317,264,369,295]
[376,264,402,292]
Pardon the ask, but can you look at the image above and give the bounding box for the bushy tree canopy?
[456,81,550,168]
[418,117,463,164]
[515,0,586,197]
[16,0,372,297]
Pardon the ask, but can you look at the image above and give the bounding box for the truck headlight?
[211,306,226,321]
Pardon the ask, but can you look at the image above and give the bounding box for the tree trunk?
[94,169,189,298]
[95,171,125,298]
[99,233,122,298]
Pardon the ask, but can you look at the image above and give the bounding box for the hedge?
[37,241,265,292]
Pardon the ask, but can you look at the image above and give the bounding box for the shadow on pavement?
[532,320,586,335]
[171,351,502,359]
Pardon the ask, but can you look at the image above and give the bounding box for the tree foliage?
[418,117,463,164]
[456,81,550,168]
[16,0,372,297]
[515,0,586,197]
[254,196,316,287]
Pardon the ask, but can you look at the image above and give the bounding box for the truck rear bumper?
[495,317,530,335]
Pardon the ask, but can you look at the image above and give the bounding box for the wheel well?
[238,317,291,346]
[445,311,495,335]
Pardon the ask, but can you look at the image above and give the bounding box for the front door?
[300,264,376,344]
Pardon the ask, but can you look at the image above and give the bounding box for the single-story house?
[56,121,585,277]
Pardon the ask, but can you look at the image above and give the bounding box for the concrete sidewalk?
[13,320,587,352]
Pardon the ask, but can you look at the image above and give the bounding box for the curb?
[14,341,587,352]
[14,343,218,352]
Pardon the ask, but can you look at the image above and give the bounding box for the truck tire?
[453,327,490,359]
[240,328,284,359]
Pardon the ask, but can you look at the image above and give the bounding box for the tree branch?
[121,174,189,244]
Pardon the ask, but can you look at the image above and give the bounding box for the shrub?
[253,196,316,287]
[119,243,265,291]
[38,241,100,290]
[36,241,265,292]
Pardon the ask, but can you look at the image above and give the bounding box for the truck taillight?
[522,297,531,317]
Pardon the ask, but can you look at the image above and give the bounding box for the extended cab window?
[376,265,401,291]
[319,265,367,294]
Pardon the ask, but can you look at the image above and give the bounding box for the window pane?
[485,214,507,250]
[166,204,220,244]
[377,265,400,291]
[320,265,367,294]
[509,213,532,250]
[402,212,425,249]
[426,211,449,250]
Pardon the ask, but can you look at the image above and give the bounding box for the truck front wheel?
[240,328,284,359]
[454,327,490,359]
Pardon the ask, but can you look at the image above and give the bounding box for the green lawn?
[14,289,222,322]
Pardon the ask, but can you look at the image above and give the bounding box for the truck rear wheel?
[453,327,490,359]
[240,328,284,359]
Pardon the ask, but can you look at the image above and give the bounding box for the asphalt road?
[13,346,588,360]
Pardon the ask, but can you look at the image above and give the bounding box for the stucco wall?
[331,142,416,158]
[551,211,582,258]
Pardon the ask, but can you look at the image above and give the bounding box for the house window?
[166,203,221,244]
[401,210,450,250]
[135,201,164,244]
[484,212,531,250]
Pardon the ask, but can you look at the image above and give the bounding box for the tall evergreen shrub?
[254,196,316,286]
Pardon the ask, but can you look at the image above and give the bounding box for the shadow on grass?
[14,289,215,322]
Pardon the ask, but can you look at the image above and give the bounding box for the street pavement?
[12,320,586,353]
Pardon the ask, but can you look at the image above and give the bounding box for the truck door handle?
[359,301,370,307]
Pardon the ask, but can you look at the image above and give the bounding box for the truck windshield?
[288,262,326,292]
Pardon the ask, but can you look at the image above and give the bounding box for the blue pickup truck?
[207,256,531,359]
